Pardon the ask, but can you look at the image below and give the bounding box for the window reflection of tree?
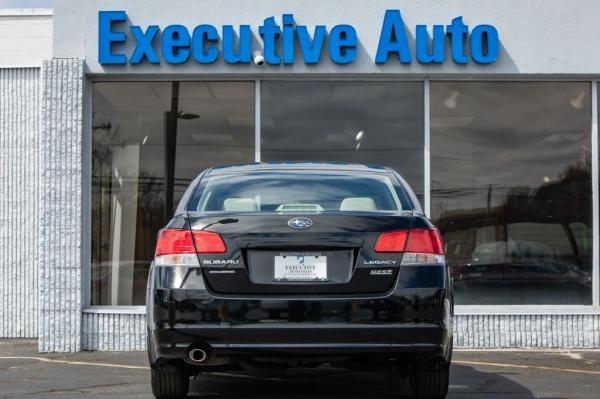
[132,170,165,304]
[434,159,592,304]
[90,116,120,305]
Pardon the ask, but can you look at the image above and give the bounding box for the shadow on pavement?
[187,364,547,399]
[450,364,537,398]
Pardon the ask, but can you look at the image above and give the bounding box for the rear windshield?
[188,171,411,213]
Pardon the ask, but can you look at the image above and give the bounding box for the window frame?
[83,77,600,312]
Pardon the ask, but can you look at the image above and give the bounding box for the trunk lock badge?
[287,217,313,229]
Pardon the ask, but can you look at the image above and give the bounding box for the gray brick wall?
[38,59,84,352]
[0,68,40,338]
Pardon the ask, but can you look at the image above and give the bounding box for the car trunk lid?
[187,212,413,296]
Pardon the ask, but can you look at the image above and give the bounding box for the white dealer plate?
[273,254,327,282]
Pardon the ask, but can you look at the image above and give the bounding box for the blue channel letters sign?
[98,10,499,66]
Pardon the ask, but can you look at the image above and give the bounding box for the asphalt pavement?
[1,340,599,398]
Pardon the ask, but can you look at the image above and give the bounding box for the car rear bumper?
[150,322,451,361]
[147,294,453,364]
[146,265,453,364]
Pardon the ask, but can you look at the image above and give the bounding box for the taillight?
[404,229,444,255]
[374,228,445,265]
[374,231,408,252]
[191,231,227,253]
[155,229,196,256]
[154,229,226,266]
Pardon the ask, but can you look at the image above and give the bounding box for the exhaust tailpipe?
[185,343,230,366]
[187,348,208,364]
[185,343,212,365]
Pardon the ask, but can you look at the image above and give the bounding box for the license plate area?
[274,252,327,282]
[246,249,353,285]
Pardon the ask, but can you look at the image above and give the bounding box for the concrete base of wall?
[80,312,600,351]
[455,314,600,348]
[82,312,146,351]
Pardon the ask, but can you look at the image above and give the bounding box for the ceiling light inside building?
[444,90,460,109]
[178,111,200,120]
[570,90,586,109]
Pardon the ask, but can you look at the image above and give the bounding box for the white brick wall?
[455,314,600,348]
[0,68,40,338]
[82,312,146,351]
[0,9,52,68]
[38,59,84,352]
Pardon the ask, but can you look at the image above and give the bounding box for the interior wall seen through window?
[91,81,255,305]
[260,81,425,200]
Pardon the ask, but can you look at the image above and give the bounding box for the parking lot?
[1,340,599,398]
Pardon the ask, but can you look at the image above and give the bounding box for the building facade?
[1,0,600,352]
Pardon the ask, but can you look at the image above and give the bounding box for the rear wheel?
[409,362,450,399]
[151,362,190,399]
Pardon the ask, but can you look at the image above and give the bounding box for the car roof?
[206,162,390,175]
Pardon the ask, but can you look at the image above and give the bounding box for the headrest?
[223,197,258,212]
[339,197,377,211]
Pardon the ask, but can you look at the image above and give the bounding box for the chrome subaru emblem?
[288,217,313,229]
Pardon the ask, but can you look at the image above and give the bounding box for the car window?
[190,171,405,213]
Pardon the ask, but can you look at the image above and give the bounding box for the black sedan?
[146,162,453,399]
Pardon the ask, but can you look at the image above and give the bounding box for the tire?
[151,363,190,399]
[409,362,450,399]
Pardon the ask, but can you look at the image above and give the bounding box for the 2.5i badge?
[370,269,393,276]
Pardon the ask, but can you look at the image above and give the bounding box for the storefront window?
[260,81,425,199]
[91,82,254,305]
[431,82,592,305]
